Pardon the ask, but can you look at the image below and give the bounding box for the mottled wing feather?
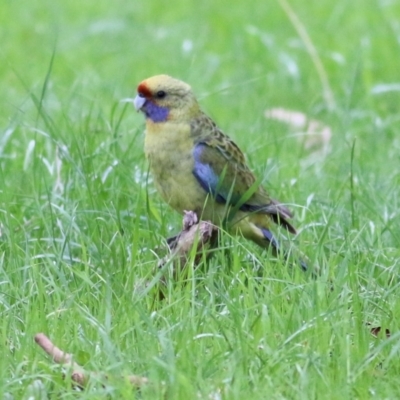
[191,113,296,233]
[193,142,256,206]
[190,112,245,161]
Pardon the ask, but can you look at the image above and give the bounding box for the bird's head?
[133,75,199,123]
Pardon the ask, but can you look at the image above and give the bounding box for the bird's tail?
[259,227,308,272]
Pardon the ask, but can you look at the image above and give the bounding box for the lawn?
[1,0,400,398]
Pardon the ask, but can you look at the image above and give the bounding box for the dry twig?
[153,211,219,298]
[34,213,218,386]
[34,333,148,388]
[163,210,218,268]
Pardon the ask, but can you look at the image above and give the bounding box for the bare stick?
[159,211,218,272]
[35,333,76,365]
[34,333,148,388]
[152,211,219,299]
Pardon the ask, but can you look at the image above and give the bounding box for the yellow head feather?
[137,75,200,121]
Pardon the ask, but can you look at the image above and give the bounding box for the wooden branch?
[34,333,148,388]
[161,210,219,270]
[34,213,218,386]
[152,211,219,299]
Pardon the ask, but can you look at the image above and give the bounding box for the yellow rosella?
[133,75,306,270]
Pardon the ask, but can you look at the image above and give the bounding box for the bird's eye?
[156,90,166,99]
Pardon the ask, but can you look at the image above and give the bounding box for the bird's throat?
[144,101,169,123]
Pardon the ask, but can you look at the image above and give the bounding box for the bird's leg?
[166,234,179,249]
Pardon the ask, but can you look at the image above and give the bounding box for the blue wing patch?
[192,143,298,235]
[192,143,226,203]
[193,143,259,208]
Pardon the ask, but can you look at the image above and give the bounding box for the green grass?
[1,0,400,398]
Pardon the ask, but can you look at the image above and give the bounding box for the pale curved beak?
[133,95,146,111]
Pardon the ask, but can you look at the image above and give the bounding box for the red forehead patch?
[137,82,152,98]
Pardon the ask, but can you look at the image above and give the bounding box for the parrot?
[133,74,307,271]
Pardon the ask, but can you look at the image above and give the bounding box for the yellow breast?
[144,120,208,214]
[143,120,272,232]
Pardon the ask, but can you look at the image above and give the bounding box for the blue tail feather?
[260,227,307,272]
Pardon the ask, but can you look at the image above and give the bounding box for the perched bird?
[133,75,306,270]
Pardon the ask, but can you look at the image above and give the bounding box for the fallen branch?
[34,333,148,388]
[162,210,219,270]
[153,211,218,300]
[34,214,218,385]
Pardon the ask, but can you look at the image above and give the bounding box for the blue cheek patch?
[145,101,169,122]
